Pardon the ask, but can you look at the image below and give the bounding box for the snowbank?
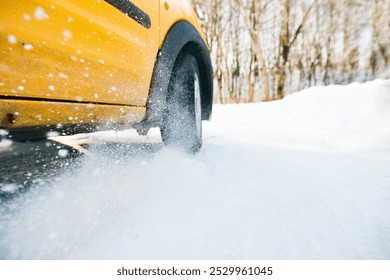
[209,79,390,156]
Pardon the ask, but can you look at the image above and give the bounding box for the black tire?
[161,54,202,153]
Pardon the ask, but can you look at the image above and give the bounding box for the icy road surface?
[0,80,390,259]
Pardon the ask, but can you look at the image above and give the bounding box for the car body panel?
[0,99,145,129]
[0,0,159,106]
[159,0,206,46]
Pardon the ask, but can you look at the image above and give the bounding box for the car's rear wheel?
[160,54,202,153]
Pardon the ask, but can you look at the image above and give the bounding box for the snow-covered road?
[0,80,389,259]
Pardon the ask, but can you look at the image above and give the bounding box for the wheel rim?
[194,72,202,138]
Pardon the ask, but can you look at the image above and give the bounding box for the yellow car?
[0,0,213,152]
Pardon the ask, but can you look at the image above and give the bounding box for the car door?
[0,0,160,107]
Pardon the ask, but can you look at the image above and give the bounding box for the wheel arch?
[137,20,213,131]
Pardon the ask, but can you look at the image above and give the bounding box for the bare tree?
[192,0,389,103]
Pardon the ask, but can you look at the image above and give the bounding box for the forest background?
[191,0,390,103]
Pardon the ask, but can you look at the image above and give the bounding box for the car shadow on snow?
[0,139,164,201]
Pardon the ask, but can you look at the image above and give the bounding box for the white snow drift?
[0,80,389,259]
